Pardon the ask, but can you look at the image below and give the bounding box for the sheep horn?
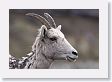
[44,13,56,28]
[26,13,51,29]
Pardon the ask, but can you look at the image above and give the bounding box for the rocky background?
[9,9,99,69]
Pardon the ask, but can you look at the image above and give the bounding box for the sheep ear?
[40,25,47,38]
[56,25,61,30]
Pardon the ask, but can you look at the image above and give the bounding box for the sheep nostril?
[72,51,78,56]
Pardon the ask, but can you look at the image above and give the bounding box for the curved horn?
[44,13,56,28]
[26,13,51,29]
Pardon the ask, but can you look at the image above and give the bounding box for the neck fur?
[24,36,53,69]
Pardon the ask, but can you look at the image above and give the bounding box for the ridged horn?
[44,13,56,28]
[26,13,51,29]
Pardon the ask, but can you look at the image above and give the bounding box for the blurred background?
[9,9,99,69]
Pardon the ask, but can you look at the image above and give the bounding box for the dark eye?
[49,37,57,41]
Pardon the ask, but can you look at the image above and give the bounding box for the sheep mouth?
[66,56,77,62]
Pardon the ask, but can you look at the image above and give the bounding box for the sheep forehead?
[47,28,64,38]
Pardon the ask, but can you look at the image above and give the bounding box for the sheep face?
[40,25,78,62]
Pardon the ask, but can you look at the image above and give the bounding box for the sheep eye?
[49,37,57,41]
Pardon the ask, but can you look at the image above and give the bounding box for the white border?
[0,0,108,78]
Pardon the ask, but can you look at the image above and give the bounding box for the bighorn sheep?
[9,13,78,69]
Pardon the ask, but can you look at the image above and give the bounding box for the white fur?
[24,25,78,69]
[42,25,78,59]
